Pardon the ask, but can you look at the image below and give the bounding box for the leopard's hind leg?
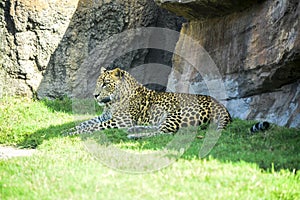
[126,111,180,139]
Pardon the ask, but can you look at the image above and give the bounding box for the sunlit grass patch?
[0,97,299,199]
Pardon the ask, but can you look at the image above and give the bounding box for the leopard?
[66,67,232,139]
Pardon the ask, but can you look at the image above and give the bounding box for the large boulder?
[0,0,79,97]
[162,0,300,127]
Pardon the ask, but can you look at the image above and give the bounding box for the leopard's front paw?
[127,126,139,133]
[127,133,142,140]
[127,125,159,133]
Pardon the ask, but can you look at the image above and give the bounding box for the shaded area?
[18,121,76,149]
[40,97,73,114]
[40,97,103,115]
[37,0,184,99]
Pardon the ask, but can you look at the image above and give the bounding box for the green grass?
[0,97,299,199]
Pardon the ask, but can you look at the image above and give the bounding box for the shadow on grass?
[20,118,300,173]
[16,97,102,148]
[17,121,76,149]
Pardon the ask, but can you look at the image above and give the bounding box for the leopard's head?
[93,67,125,106]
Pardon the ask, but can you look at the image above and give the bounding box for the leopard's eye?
[102,80,110,88]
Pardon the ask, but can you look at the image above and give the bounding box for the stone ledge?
[156,0,262,20]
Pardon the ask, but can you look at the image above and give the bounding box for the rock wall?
[159,0,300,127]
[1,0,299,127]
[0,0,183,98]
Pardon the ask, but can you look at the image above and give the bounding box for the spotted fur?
[66,68,231,139]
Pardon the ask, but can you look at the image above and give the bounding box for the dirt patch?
[0,146,37,159]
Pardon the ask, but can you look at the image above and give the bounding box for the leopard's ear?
[112,68,125,79]
[100,67,107,74]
